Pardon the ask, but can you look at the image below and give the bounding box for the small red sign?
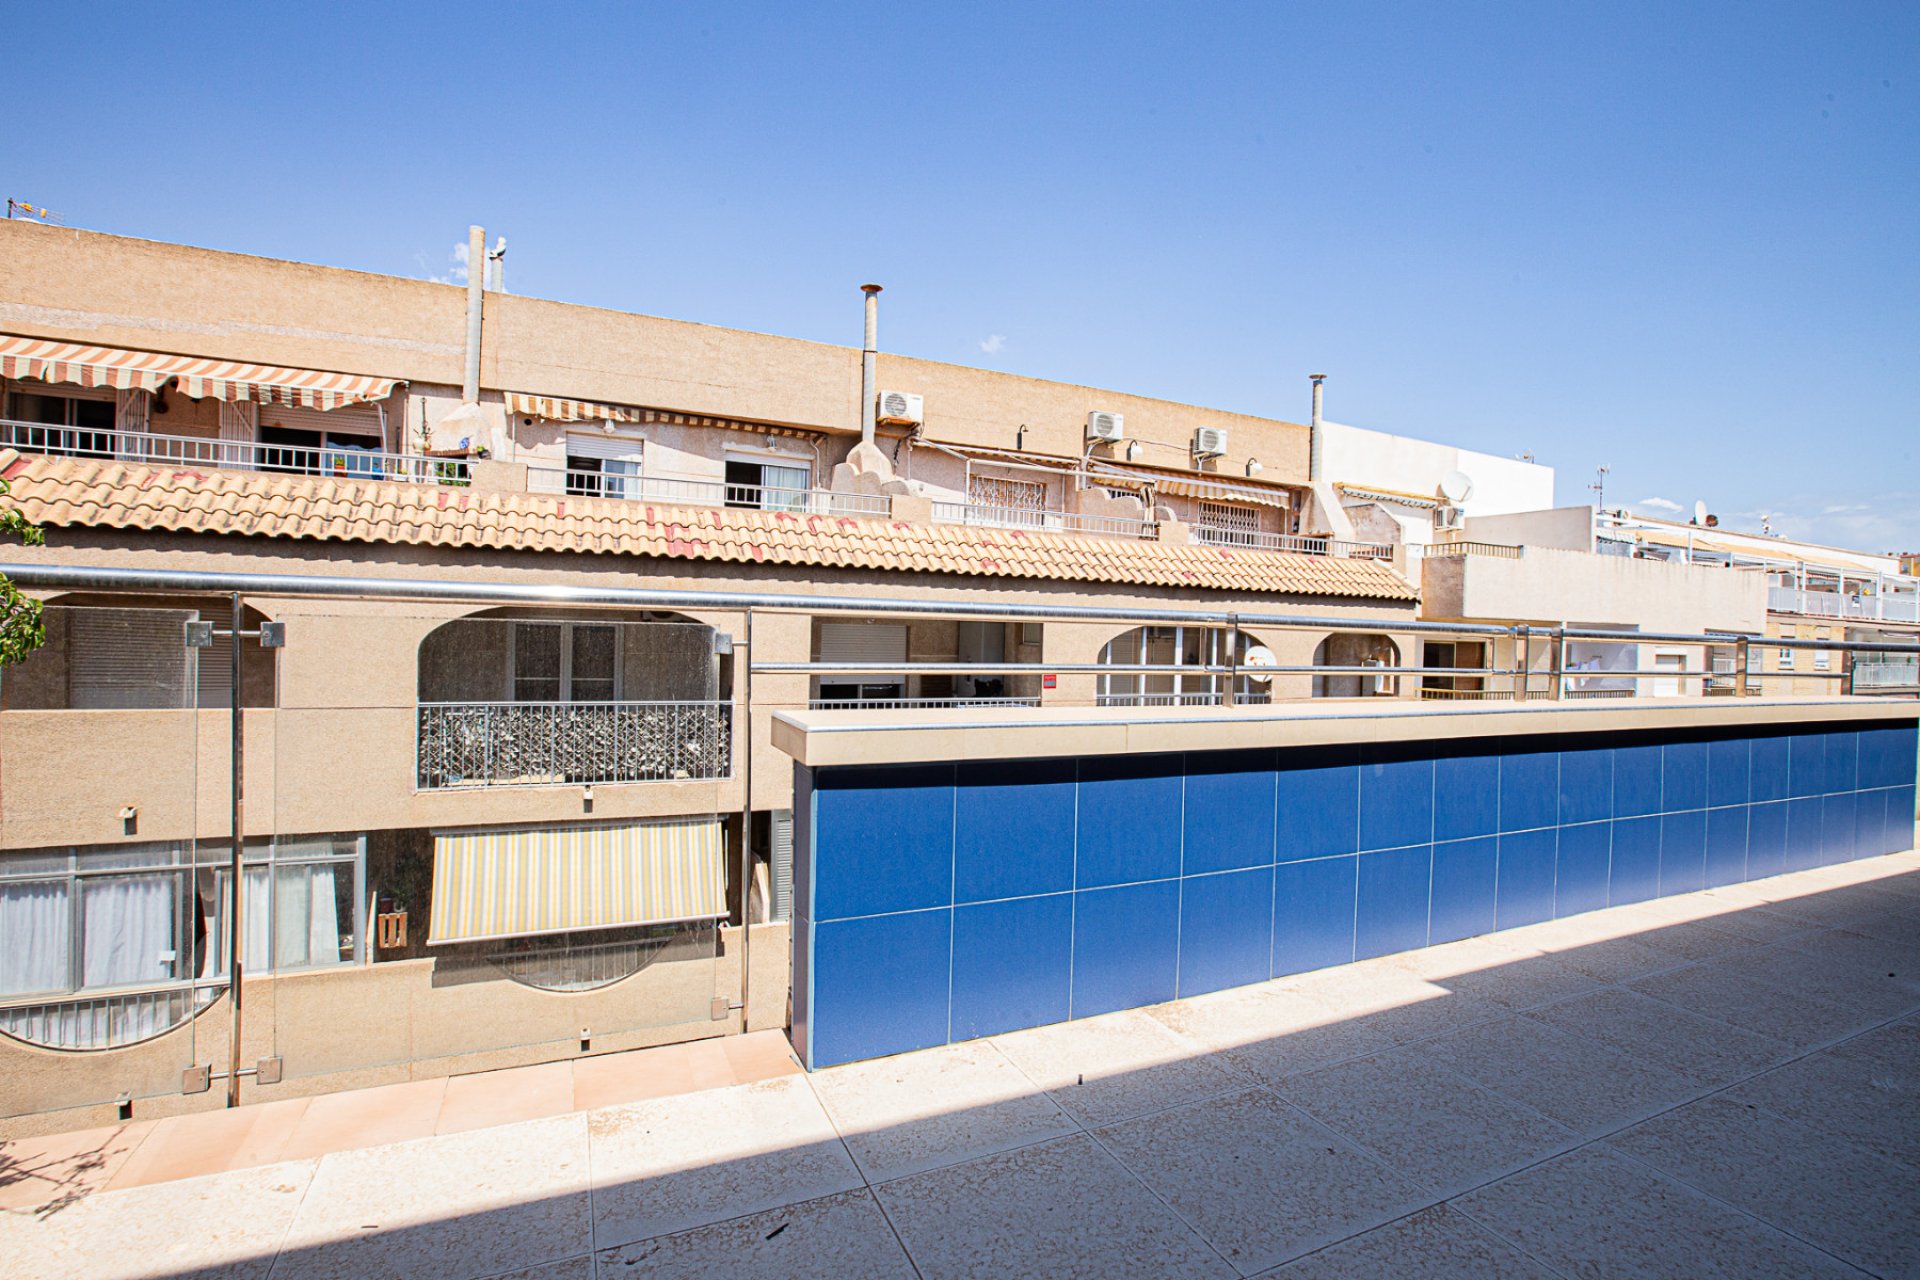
[1042,673,1057,689]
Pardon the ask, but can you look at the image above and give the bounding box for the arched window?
[1311,635,1400,697]
[1097,627,1270,707]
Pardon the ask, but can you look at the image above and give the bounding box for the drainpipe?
[462,225,486,406]
[1308,373,1327,483]
[860,284,882,447]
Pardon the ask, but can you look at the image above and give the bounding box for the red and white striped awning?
[505,392,645,424]
[0,336,399,410]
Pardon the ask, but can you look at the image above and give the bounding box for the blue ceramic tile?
[812,764,955,920]
[1077,754,1183,889]
[1071,879,1180,1018]
[1499,750,1559,833]
[1784,797,1825,872]
[1749,735,1790,802]
[1891,729,1920,791]
[1554,821,1612,917]
[1746,801,1789,880]
[1355,844,1432,960]
[1891,786,1918,854]
[810,909,952,1068]
[1434,753,1499,840]
[1276,748,1360,862]
[791,919,813,1064]
[1825,732,1859,794]
[1663,741,1708,813]
[1610,815,1662,905]
[1706,738,1751,808]
[1184,749,1277,875]
[951,894,1072,1041]
[1613,744,1664,818]
[1430,837,1498,944]
[1821,791,1859,865]
[1858,726,1910,789]
[1178,866,1275,997]
[1359,753,1435,853]
[1853,788,1888,860]
[1789,733,1829,800]
[1558,747,1613,827]
[1495,828,1557,929]
[1705,806,1750,887]
[1659,809,1708,896]
[1272,855,1357,977]
[793,762,816,922]
[954,758,1076,903]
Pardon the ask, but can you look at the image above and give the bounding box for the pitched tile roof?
[0,450,1417,601]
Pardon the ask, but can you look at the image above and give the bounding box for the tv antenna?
[1588,464,1610,511]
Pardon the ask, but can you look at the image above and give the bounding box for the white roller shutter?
[817,623,907,664]
[770,809,794,923]
[565,432,645,461]
[68,611,194,709]
[255,403,382,438]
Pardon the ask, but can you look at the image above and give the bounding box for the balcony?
[1850,660,1920,692]
[526,465,892,518]
[1192,525,1394,560]
[929,501,1154,540]
[1,419,462,485]
[806,696,1042,711]
[416,700,732,790]
[1767,586,1920,625]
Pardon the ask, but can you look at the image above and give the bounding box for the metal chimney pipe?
[860,284,883,446]
[1308,373,1327,483]
[462,225,486,404]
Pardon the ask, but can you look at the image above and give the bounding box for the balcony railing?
[1851,661,1920,691]
[807,696,1043,710]
[1095,691,1276,707]
[1191,525,1395,560]
[1419,540,1525,560]
[525,466,891,517]
[930,501,1155,540]
[1767,586,1920,624]
[1,419,462,485]
[416,700,732,789]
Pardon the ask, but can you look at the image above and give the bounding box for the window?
[967,474,1048,527]
[511,622,620,702]
[1195,501,1261,548]
[5,385,115,457]
[564,434,643,498]
[1421,640,1487,695]
[1779,648,1795,669]
[1814,651,1831,671]
[727,454,811,511]
[1098,626,1267,706]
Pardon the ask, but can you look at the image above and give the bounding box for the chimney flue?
[860,284,883,446]
[1308,373,1327,483]
[462,225,486,405]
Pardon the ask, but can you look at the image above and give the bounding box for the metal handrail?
[1420,541,1525,560]
[929,501,1154,539]
[524,465,891,516]
[0,418,460,484]
[1191,526,1395,559]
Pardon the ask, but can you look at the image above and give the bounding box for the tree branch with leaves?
[0,476,46,668]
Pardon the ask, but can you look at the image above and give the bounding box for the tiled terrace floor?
[5,850,1919,1279]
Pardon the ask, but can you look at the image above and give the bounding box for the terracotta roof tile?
[0,450,1417,602]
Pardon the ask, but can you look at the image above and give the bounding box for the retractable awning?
[0,335,398,410]
[1090,462,1294,508]
[427,818,726,945]
[506,394,824,441]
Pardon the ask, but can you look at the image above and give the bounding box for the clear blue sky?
[10,2,1917,551]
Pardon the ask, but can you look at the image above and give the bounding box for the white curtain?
[79,873,178,1046]
[0,880,70,995]
[274,864,343,969]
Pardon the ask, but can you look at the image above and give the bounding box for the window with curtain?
[510,622,620,702]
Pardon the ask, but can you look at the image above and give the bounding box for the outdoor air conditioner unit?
[1435,504,1464,530]
[876,390,924,428]
[1192,426,1229,459]
[1086,411,1125,443]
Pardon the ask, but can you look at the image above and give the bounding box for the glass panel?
[513,622,562,702]
[571,625,617,701]
[0,880,72,996]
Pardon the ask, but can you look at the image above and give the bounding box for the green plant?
[0,476,46,668]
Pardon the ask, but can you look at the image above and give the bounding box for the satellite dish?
[1438,470,1474,504]
[1693,499,1709,525]
[1242,645,1277,684]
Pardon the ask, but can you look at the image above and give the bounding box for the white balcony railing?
[1851,661,1920,690]
[930,502,1155,540]
[1767,586,1920,624]
[1,419,461,484]
[525,466,891,517]
[807,696,1043,711]
[1191,525,1395,560]
[416,700,732,789]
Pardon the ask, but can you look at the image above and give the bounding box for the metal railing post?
[1735,636,1750,698]
[738,609,754,1031]
[226,592,245,1108]
[1550,626,1565,701]
[1516,627,1531,700]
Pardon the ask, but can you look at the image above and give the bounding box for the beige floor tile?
[1842,907,1920,947]
[1449,1145,1859,1280]
[0,1120,154,1213]
[875,1133,1232,1280]
[1286,966,1505,1045]
[1628,960,1876,1052]
[275,1077,446,1162]
[1147,984,1398,1084]
[594,1188,918,1278]
[990,1008,1242,1126]
[1413,1014,1698,1135]
[1402,947,1601,1012]
[106,1096,313,1190]
[716,1029,805,1084]
[1093,1088,1426,1275]
[1609,1093,1920,1277]
[1274,1049,1576,1195]
[588,1074,859,1249]
[572,1037,736,1112]
[478,1255,594,1280]
[1263,1204,1560,1279]
[437,1060,576,1136]
[1527,988,1789,1087]
[0,1157,316,1280]
[1738,938,1920,1019]
[1722,1030,1920,1168]
[272,1113,591,1280]
[807,1039,1073,1181]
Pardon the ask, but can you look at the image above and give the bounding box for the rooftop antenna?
[6,198,62,224]
[1588,464,1610,512]
[485,236,507,293]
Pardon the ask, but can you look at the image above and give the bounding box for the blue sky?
[11,2,1917,551]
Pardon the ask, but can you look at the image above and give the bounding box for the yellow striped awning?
[1091,462,1294,508]
[506,393,825,441]
[0,335,398,410]
[427,818,726,945]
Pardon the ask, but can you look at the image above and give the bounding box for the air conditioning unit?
[1192,426,1229,459]
[1434,504,1464,530]
[1086,410,1125,443]
[876,390,924,428]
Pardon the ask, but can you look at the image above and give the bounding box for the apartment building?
[0,221,1426,1135]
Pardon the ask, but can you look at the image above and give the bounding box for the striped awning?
[507,393,824,440]
[427,818,726,945]
[0,335,398,410]
[1090,462,1294,509]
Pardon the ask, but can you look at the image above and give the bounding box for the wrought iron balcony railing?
[416,700,733,790]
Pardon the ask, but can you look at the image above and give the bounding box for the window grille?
[1197,501,1261,547]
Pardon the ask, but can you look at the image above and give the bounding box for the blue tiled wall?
[792,720,1918,1069]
